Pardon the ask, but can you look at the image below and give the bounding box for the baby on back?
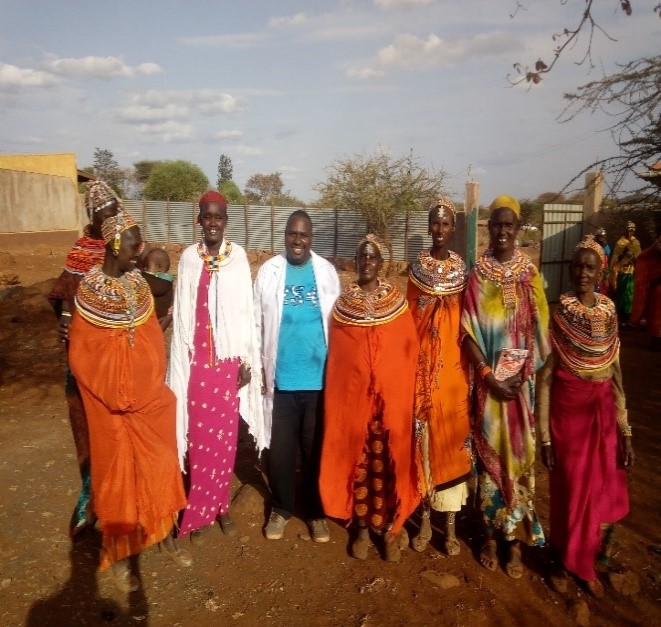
[141,247,174,331]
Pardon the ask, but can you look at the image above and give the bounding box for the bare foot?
[586,578,604,598]
[505,542,523,579]
[479,539,498,572]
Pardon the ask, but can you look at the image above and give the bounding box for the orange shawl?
[68,313,186,569]
[407,280,472,494]
[319,305,420,535]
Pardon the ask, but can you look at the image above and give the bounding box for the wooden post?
[270,203,275,253]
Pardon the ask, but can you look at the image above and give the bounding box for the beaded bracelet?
[621,425,632,437]
[478,364,492,380]
[541,441,551,447]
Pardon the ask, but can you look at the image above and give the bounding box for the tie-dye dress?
[461,249,550,545]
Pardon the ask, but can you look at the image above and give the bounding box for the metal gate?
[540,204,584,303]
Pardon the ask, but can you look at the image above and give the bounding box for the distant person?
[47,180,120,539]
[592,229,611,297]
[141,247,174,331]
[632,231,661,351]
[406,198,472,556]
[168,191,264,540]
[539,237,633,597]
[254,210,341,542]
[610,221,642,326]
[320,235,420,562]
[461,195,550,579]
[68,211,190,591]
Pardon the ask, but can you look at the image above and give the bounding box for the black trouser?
[268,389,324,520]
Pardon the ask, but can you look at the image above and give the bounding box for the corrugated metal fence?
[123,200,469,264]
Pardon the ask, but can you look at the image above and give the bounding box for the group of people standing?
[50,182,636,598]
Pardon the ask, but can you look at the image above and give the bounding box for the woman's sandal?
[411,510,432,553]
[110,560,139,593]
[505,542,524,579]
[479,539,498,572]
[444,514,461,556]
[351,528,371,561]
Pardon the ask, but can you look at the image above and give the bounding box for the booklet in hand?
[494,348,529,381]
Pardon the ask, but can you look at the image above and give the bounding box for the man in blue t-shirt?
[254,211,341,542]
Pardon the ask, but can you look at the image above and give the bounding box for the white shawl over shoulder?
[168,242,266,469]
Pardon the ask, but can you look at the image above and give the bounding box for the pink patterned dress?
[179,267,240,536]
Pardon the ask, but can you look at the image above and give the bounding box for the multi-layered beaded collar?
[76,267,154,345]
[551,293,619,373]
[333,281,408,326]
[409,250,467,296]
[197,240,233,272]
[64,226,106,276]
[475,248,535,309]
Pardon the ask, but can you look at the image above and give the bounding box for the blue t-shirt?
[275,259,327,391]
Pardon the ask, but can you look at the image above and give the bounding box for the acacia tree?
[143,160,209,202]
[509,1,659,86]
[244,172,284,204]
[315,149,449,261]
[92,148,125,195]
[558,56,661,202]
[217,154,233,189]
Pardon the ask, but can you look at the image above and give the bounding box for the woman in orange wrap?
[68,211,188,591]
[407,197,472,556]
[320,235,420,562]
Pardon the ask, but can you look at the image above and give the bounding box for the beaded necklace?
[197,240,233,272]
[476,248,534,309]
[64,226,106,276]
[409,249,467,296]
[76,267,154,346]
[551,293,619,373]
[333,280,407,326]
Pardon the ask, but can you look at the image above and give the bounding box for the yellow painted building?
[0,152,79,187]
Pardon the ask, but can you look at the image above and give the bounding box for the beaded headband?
[101,211,138,252]
[429,196,456,221]
[356,233,384,257]
[85,180,123,219]
[575,234,604,260]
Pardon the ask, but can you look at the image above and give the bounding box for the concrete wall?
[0,153,78,186]
[0,169,83,240]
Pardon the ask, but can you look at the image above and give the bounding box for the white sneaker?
[264,511,288,540]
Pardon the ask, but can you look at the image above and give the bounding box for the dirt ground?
[0,242,659,627]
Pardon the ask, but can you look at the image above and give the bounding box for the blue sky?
[0,0,658,204]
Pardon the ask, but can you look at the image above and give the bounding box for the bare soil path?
[0,243,659,626]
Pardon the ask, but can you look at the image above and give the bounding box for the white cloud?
[376,31,520,69]
[279,165,306,173]
[137,121,195,143]
[346,67,386,79]
[193,90,248,115]
[233,145,264,156]
[216,130,243,139]
[0,62,58,88]
[45,56,163,80]
[269,12,308,28]
[180,33,268,49]
[116,103,189,123]
[374,0,435,7]
[117,90,249,123]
